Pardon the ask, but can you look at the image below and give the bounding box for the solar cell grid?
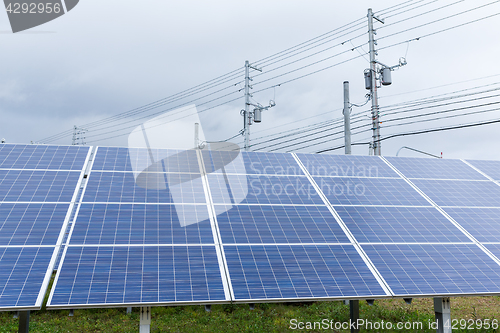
[466,159,500,181]
[334,206,470,243]
[202,151,303,175]
[0,170,81,202]
[385,156,487,180]
[83,172,206,204]
[215,205,349,244]
[444,207,500,242]
[0,246,55,308]
[49,245,226,306]
[0,144,89,170]
[92,147,201,173]
[224,245,387,300]
[208,174,323,205]
[0,203,69,246]
[70,204,213,245]
[297,153,399,178]
[314,177,430,206]
[363,244,500,296]
[411,179,500,207]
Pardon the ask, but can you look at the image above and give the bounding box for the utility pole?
[242,60,276,151]
[244,60,251,151]
[365,8,407,156]
[72,125,87,145]
[368,8,383,156]
[343,81,351,155]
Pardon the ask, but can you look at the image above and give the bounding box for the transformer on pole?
[242,60,275,151]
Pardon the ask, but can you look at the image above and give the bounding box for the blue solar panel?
[208,174,324,205]
[224,245,387,300]
[297,154,399,178]
[49,245,226,306]
[314,177,430,206]
[0,203,69,245]
[0,170,81,202]
[70,204,213,245]
[215,205,349,244]
[0,246,55,308]
[202,150,303,175]
[0,144,89,170]
[334,206,469,243]
[385,156,486,180]
[363,244,500,296]
[466,159,500,181]
[444,207,500,242]
[92,147,200,173]
[412,179,500,207]
[83,172,206,204]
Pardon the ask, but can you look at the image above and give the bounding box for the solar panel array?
[0,144,90,310]
[3,143,500,310]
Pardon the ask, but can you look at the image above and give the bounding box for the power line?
[315,118,500,153]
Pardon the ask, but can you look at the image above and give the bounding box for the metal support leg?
[13,311,19,319]
[18,311,30,333]
[204,305,211,312]
[434,297,451,333]
[343,300,349,305]
[139,306,151,333]
[249,303,255,310]
[68,309,74,317]
[126,307,132,314]
[350,300,359,333]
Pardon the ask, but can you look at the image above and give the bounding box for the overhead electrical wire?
[315,118,500,154]
[38,0,500,147]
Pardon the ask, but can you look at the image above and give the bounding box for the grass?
[1,296,500,332]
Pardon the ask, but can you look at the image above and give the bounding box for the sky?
[1,0,500,160]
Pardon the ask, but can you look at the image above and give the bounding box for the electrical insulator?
[381,67,392,85]
[364,70,372,90]
[254,108,261,123]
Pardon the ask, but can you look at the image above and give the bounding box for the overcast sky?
[1,0,500,160]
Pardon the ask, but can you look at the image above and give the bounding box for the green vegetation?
[1,297,500,332]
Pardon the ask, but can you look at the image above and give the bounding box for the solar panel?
[202,150,304,175]
[0,170,81,202]
[0,144,90,310]
[314,177,430,206]
[385,156,487,180]
[411,179,500,207]
[0,144,89,170]
[466,159,500,181]
[443,207,500,242]
[215,205,350,244]
[208,174,324,205]
[92,147,201,173]
[69,204,213,245]
[49,245,226,306]
[334,206,470,243]
[0,247,56,308]
[83,172,206,204]
[0,203,70,245]
[363,244,500,296]
[296,153,399,178]
[224,245,387,301]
